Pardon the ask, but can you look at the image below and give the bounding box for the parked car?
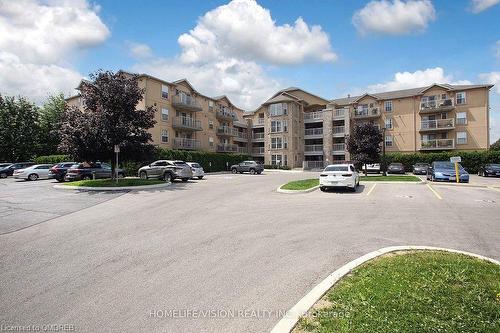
[427,161,469,183]
[477,163,500,177]
[13,164,53,181]
[138,160,192,182]
[230,161,264,174]
[412,163,430,175]
[0,163,12,169]
[187,162,204,179]
[48,162,77,182]
[387,163,405,174]
[0,162,35,178]
[65,162,125,181]
[361,163,380,174]
[320,164,360,192]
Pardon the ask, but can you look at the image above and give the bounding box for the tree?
[38,93,66,155]
[491,138,500,151]
[346,123,383,175]
[0,95,40,162]
[59,70,156,178]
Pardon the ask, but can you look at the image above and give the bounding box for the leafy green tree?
[59,70,156,178]
[490,138,500,151]
[346,123,383,175]
[0,95,40,162]
[38,94,66,155]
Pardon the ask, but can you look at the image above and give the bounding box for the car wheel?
[56,178,65,183]
[231,168,238,174]
[82,175,92,181]
[257,171,262,174]
[140,171,148,180]
[198,176,203,180]
[28,173,38,181]
[181,178,189,182]
[250,169,256,175]
[0,173,6,178]
[320,186,326,192]
[163,172,172,182]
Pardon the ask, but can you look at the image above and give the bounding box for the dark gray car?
[138,160,193,182]
[230,161,264,175]
[387,163,405,174]
[412,163,429,175]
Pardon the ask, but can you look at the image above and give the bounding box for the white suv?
[186,162,204,179]
[319,164,360,192]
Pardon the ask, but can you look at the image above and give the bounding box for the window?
[456,112,467,125]
[457,131,467,145]
[384,117,393,130]
[441,93,447,100]
[384,100,393,112]
[271,120,282,133]
[208,100,214,111]
[385,135,393,147]
[209,120,214,129]
[271,137,282,149]
[209,137,214,146]
[161,129,168,143]
[283,120,288,132]
[269,103,286,116]
[161,85,169,99]
[271,154,282,165]
[456,92,466,105]
[283,137,288,149]
[283,154,288,166]
[161,108,169,121]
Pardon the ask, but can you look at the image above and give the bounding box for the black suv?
[48,162,77,182]
[0,162,35,178]
[230,161,264,175]
[65,162,125,181]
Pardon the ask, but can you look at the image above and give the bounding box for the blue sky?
[0,0,499,140]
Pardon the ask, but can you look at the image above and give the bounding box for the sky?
[0,0,499,141]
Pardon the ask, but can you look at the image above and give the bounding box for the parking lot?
[1,172,499,333]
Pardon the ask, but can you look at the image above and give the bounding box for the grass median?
[296,251,500,333]
[360,175,421,182]
[63,178,165,187]
[280,178,319,190]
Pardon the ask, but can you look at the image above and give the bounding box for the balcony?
[304,144,323,155]
[303,160,325,170]
[353,107,380,119]
[237,146,248,154]
[419,118,455,132]
[253,118,265,127]
[304,111,323,123]
[233,120,248,128]
[233,131,248,142]
[172,94,202,112]
[217,143,238,153]
[333,108,347,119]
[216,110,236,122]
[332,126,345,137]
[252,147,265,156]
[332,143,345,154]
[420,139,455,150]
[172,116,202,131]
[304,128,323,138]
[252,132,265,141]
[173,138,200,150]
[420,99,454,113]
[217,126,238,137]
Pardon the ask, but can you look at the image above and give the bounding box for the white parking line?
[487,186,500,193]
[366,183,377,196]
[426,183,442,200]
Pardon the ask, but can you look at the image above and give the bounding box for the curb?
[270,245,499,333]
[277,185,319,194]
[429,182,499,189]
[53,182,171,191]
[362,180,425,184]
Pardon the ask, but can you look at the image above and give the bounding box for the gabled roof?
[172,78,200,94]
[418,83,454,94]
[352,93,380,103]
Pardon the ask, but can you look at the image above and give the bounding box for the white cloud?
[0,0,110,102]
[470,0,500,13]
[367,67,472,92]
[177,0,336,65]
[127,42,153,60]
[352,0,436,35]
[479,71,500,94]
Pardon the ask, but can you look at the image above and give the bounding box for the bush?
[263,164,291,170]
[381,150,500,173]
[34,154,72,164]
[121,160,143,177]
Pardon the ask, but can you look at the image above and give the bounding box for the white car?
[319,164,360,192]
[187,162,204,179]
[13,164,53,181]
[361,163,380,174]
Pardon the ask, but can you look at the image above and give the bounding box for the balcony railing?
[304,144,323,154]
[303,160,325,170]
[253,118,265,127]
[304,128,323,137]
[333,108,347,118]
[332,126,345,136]
[237,146,247,154]
[172,94,202,111]
[233,120,248,128]
[233,131,248,141]
[216,110,236,121]
[252,132,265,141]
[304,111,323,122]
[420,99,454,113]
[216,143,238,153]
[172,116,202,131]
[353,107,380,118]
[217,126,238,137]
[332,143,345,152]
[252,147,265,155]
[420,118,455,131]
[420,139,455,150]
[173,138,201,150]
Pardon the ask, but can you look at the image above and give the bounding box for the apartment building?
[66,72,250,155]
[67,72,492,169]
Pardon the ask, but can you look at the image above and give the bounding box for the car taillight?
[342,173,352,177]
[320,174,327,177]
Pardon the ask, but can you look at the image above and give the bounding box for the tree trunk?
[364,163,367,176]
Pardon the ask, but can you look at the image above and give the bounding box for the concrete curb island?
[270,245,499,333]
[277,185,319,194]
[54,182,172,191]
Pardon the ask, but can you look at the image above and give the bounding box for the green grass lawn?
[281,178,319,190]
[63,178,165,187]
[360,175,421,182]
[296,251,500,333]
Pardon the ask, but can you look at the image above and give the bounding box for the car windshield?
[487,164,500,169]
[190,163,200,168]
[324,166,349,172]
[174,161,186,165]
[435,162,464,170]
[391,163,403,167]
[415,163,428,166]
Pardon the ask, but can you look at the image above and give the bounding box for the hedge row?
[156,149,249,173]
[34,154,72,164]
[381,150,500,173]
[263,164,291,170]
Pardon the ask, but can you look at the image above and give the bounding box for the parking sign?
[450,156,461,163]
